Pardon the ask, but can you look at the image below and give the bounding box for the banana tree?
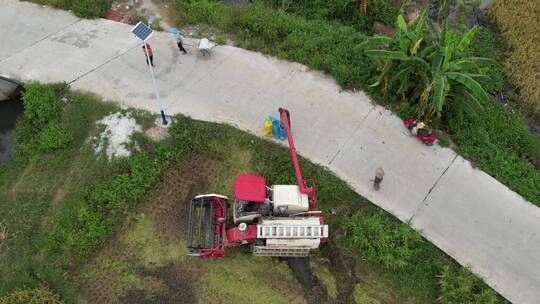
[358,9,491,120]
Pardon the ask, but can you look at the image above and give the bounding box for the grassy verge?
[260,0,399,35]
[30,0,110,18]
[1,85,506,303]
[170,0,540,205]
[0,90,118,297]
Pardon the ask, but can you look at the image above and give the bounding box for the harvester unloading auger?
[187,108,328,258]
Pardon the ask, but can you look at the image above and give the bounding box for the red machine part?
[187,196,228,258]
[279,108,318,211]
[226,225,258,246]
[203,196,227,258]
[234,175,267,203]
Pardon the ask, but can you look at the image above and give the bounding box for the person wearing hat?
[142,43,154,67]
[171,28,187,55]
[372,167,385,191]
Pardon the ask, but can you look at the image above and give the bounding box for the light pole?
[131,21,168,126]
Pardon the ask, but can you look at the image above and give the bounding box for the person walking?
[172,28,187,55]
[372,167,385,191]
[142,43,154,67]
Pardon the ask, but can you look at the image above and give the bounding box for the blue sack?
[278,123,287,141]
[269,116,280,140]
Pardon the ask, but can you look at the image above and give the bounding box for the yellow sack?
[264,117,273,137]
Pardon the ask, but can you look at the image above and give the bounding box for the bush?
[468,27,506,94]
[263,0,399,34]
[345,211,422,269]
[71,0,110,18]
[0,286,63,304]
[17,83,73,161]
[30,0,110,18]
[47,203,109,258]
[38,121,73,151]
[14,117,39,163]
[183,0,221,24]
[22,83,62,129]
[438,265,504,304]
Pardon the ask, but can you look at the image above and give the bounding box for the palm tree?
[358,9,491,120]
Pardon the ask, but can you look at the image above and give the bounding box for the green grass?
[0,91,118,298]
[261,0,399,35]
[30,0,110,18]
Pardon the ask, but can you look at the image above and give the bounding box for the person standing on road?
[142,43,154,67]
[172,28,187,55]
[372,167,385,191]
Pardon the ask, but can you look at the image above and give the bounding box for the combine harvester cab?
[186,108,328,258]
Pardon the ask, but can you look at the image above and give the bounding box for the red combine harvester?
[187,108,328,258]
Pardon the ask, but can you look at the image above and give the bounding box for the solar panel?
[131,22,153,42]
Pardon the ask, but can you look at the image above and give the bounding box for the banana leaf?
[457,26,478,52]
[433,74,448,112]
[448,72,489,103]
[365,50,410,60]
[356,36,394,51]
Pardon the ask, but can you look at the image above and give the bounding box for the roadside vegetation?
[170,0,540,205]
[31,0,110,18]
[0,83,506,303]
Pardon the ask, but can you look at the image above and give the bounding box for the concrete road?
[1,1,539,303]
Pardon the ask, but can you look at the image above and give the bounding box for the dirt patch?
[52,187,65,204]
[321,244,358,304]
[108,0,173,29]
[286,257,329,304]
[76,154,222,304]
[120,263,196,304]
[142,154,222,240]
[145,126,169,141]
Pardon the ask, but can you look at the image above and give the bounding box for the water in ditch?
[0,92,24,164]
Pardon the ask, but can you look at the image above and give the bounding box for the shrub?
[468,27,506,94]
[345,211,422,269]
[71,0,110,18]
[14,117,39,163]
[30,0,109,18]
[48,82,70,99]
[22,83,62,129]
[47,203,109,258]
[438,265,504,304]
[183,0,221,24]
[0,286,63,304]
[17,83,73,161]
[38,121,73,151]
[263,0,399,34]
